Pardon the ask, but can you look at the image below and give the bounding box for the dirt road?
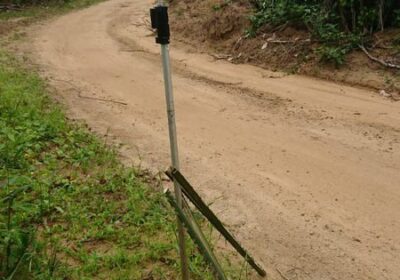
[28,0,400,279]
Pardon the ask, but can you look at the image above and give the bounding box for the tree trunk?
[338,2,350,33]
[378,0,385,31]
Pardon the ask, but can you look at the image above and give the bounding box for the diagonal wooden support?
[166,167,267,277]
[165,190,227,280]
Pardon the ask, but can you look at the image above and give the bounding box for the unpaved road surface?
[28,0,400,279]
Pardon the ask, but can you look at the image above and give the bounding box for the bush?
[317,46,348,66]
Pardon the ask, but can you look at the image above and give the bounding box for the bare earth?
[26,0,400,279]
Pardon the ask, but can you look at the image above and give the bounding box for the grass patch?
[0,0,105,21]
[0,52,223,279]
[0,0,106,38]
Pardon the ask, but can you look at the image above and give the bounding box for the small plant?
[212,0,232,12]
[317,46,348,67]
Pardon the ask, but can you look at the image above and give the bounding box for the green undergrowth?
[248,0,400,66]
[0,52,228,279]
[0,0,105,21]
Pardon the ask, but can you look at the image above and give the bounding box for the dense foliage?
[249,0,400,65]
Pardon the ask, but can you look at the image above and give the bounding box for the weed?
[212,0,232,12]
[317,46,349,67]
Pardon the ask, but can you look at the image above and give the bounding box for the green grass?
[0,51,224,279]
[0,0,105,21]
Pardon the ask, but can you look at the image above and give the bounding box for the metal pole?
[157,1,190,278]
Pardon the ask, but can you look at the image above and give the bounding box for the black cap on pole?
[150,6,170,45]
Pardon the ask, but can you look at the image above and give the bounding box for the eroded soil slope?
[170,0,400,95]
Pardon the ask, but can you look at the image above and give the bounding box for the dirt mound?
[169,0,400,94]
[170,0,250,51]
